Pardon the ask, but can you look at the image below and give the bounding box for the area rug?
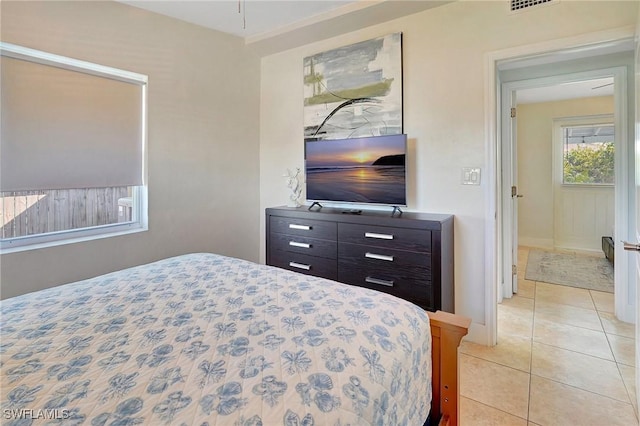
[525,249,614,293]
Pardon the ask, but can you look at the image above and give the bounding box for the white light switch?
[462,167,481,185]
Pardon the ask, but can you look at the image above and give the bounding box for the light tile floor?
[459,246,638,425]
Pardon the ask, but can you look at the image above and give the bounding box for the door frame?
[501,67,628,302]
[483,26,635,347]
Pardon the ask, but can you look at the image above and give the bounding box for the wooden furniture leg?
[428,310,471,426]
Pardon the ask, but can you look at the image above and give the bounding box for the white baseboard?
[519,237,603,255]
[554,240,603,255]
[462,322,491,346]
[554,245,603,256]
[518,237,553,250]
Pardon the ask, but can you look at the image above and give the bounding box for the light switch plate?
[462,167,481,185]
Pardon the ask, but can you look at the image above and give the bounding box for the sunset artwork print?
[303,33,403,141]
[305,135,406,205]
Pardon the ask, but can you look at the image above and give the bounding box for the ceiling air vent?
[510,0,557,12]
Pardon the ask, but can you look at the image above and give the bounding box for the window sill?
[0,225,148,255]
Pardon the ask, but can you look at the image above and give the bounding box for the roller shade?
[1,54,144,191]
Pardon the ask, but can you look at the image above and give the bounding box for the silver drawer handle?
[289,224,311,231]
[289,241,311,249]
[365,252,394,262]
[365,232,393,240]
[289,261,311,270]
[365,276,394,287]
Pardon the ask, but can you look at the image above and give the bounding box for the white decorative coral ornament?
[283,168,303,207]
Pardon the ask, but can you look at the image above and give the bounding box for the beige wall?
[518,96,615,249]
[0,1,261,298]
[259,1,638,328]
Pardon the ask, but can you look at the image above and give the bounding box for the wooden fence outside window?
[1,187,130,239]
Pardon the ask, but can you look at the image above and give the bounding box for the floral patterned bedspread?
[0,253,431,425]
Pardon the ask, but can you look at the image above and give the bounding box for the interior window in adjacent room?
[559,120,614,185]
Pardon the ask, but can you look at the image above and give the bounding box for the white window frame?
[0,43,148,253]
[552,114,615,188]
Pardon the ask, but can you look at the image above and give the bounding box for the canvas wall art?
[303,32,403,141]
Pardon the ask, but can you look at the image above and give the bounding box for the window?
[561,122,614,185]
[0,43,147,252]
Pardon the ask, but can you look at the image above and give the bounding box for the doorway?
[483,33,636,349]
[503,72,620,302]
[518,80,615,253]
[484,29,638,414]
[498,60,634,325]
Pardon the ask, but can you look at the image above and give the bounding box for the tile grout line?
[527,278,536,424]
[594,289,627,367]
[459,349,532,420]
[461,396,529,423]
[460,351,532,374]
[531,338,617,364]
[520,247,535,423]
[594,282,640,420]
[529,371,636,406]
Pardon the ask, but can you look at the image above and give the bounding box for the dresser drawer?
[338,262,433,309]
[338,243,432,280]
[270,216,337,240]
[269,249,338,280]
[269,233,337,259]
[338,223,431,252]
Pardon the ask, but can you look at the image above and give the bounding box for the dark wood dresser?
[265,206,454,313]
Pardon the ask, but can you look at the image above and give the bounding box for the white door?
[501,87,520,299]
[510,92,520,296]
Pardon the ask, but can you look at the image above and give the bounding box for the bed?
[0,253,469,426]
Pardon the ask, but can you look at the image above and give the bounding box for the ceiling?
[120,1,357,39]
[118,0,450,54]
[516,77,614,104]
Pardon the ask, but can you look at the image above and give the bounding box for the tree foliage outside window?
[563,142,614,184]
[562,124,614,185]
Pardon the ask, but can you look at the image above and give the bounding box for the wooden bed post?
[428,311,471,426]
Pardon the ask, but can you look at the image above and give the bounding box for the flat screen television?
[305,134,407,206]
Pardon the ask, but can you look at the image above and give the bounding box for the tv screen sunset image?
[305,135,406,205]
